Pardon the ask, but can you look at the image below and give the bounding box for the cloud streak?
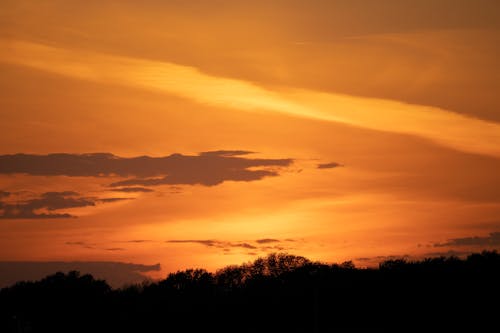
[255,238,280,244]
[0,191,128,219]
[167,238,296,254]
[2,39,500,157]
[66,241,95,249]
[111,187,154,193]
[434,232,500,247]
[0,192,93,219]
[166,239,257,250]
[317,162,342,169]
[0,151,292,187]
[65,241,128,252]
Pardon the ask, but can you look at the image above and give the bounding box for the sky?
[1,0,500,287]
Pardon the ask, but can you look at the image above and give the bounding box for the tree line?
[1,251,499,332]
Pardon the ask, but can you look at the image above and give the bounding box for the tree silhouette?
[1,251,499,332]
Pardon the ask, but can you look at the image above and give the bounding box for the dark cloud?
[199,150,254,157]
[256,238,280,244]
[109,170,280,187]
[261,245,287,251]
[0,191,10,198]
[0,261,160,288]
[167,239,218,247]
[0,151,292,187]
[0,192,130,219]
[354,249,485,267]
[98,197,131,203]
[65,241,95,249]
[434,232,500,247]
[317,162,342,169]
[66,241,128,252]
[355,257,371,262]
[25,192,88,211]
[233,243,257,250]
[355,255,410,262]
[423,250,474,257]
[0,192,94,219]
[110,187,154,193]
[122,240,152,243]
[167,238,294,252]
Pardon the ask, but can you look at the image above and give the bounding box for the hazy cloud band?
[2,40,500,157]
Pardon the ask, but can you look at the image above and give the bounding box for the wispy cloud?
[110,187,154,193]
[65,241,96,249]
[66,241,126,252]
[0,151,292,187]
[167,239,218,247]
[317,162,342,169]
[0,192,93,219]
[98,198,131,203]
[166,239,257,250]
[167,238,296,254]
[121,240,153,243]
[434,231,500,247]
[0,192,129,219]
[2,39,500,157]
[255,238,280,244]
[0,150,291,219]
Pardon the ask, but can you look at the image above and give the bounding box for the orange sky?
[1,0,500,285]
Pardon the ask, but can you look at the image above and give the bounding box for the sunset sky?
[1,0,500,286]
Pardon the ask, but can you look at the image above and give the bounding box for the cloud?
[356,255,410,262]
[109,171,278,187]
[111,187,154,193]
[317,162,342,169]
[0,191,129,219]
[167,239,218,247]
[0,261,160,288]
[0,192,93,219]
[0,151,292,187]
[167,238,294,252]
[434,232,500,247]
[354,249,486,267]
[233,243,257,250]
[200,150,254,157]
[121,240,153,243]
[423,250,474,257]
[65,241,128,252]
[0,150,290,219]
[256,238,280,244]
[65,241,95,249]
[98,197,131,203]
[3,40,500,157]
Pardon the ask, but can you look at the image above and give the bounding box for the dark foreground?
[1,251,499,332]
